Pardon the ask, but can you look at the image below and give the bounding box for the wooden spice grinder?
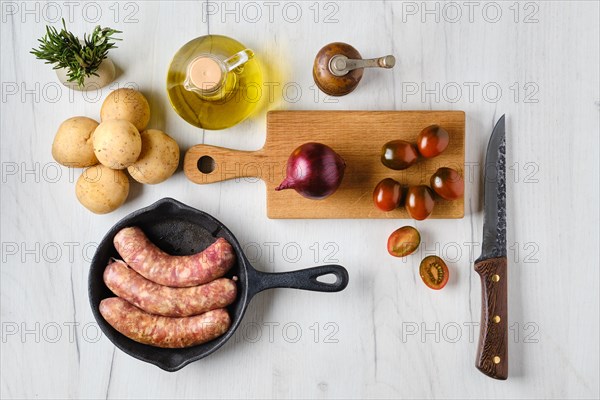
[312,42,395,96]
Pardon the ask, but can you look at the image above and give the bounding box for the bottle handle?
[223,49,254,72]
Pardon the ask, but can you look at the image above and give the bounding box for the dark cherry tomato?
[417,125,449,158]
[381,140,419,170]
[387,226,421,257]
[430,167,464,200]
[405,185,435,220]
[419,255,449,290]
[373,178,402,211]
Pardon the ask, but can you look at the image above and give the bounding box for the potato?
[127,129,180,184]
[76,165,129,214]
[93,120,142,169]
[51,117,99,167]
[100,88,150,131]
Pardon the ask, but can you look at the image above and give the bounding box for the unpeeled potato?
[128,129,180,184]
[100,88,150,131]
[75,165,129,214]
[52,117,99,167]
[93,120,141,169]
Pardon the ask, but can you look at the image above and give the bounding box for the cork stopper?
[188,57,223,91]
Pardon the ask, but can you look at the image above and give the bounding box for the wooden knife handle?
[184,144,270,184]
[474,256,508,380]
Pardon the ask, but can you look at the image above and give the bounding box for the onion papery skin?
[275,142,346,200]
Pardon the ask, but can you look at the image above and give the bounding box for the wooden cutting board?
[184,110,465,219]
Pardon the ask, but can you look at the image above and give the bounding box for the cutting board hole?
[198,156,216,174]
[316,273,338,284]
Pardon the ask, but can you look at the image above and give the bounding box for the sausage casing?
[113,226,235,287]
[103,259,237,317]
[99,297,231,348]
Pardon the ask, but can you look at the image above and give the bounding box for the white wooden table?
[1,1,599,398]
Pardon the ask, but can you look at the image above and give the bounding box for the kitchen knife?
[475,115,508,380]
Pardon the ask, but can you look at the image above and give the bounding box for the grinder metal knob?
[313,42,395,97]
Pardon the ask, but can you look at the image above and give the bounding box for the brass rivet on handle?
[493,315,501,323]
[492,274,500,282]
[493,356,501,364]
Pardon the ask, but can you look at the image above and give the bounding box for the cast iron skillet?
[89,197,349,371]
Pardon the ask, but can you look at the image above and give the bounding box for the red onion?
[275,142,346,200]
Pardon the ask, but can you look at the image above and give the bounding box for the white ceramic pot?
[55,58,116,91]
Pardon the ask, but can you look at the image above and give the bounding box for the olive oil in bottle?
[166,35,263,130]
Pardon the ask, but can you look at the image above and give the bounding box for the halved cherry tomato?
[417,125,449,158]
[387,226,421,257]
[381,140,419,170]
[405,185,435,220]
[430,167,464,200]
[373,178,402,211]
[419,255,449,290]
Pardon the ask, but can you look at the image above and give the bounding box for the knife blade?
[475,115,508,380]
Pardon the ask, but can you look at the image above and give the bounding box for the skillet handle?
[250,265,349,295]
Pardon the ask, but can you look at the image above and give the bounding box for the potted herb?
[31,19,121,91]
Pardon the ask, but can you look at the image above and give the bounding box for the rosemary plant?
[31,19,121,87]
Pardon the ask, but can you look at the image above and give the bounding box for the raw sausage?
[103,259,237,317]
[113,227,235,287]
[99,297,231,348]
[113,226,235,287]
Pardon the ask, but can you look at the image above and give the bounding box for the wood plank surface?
[2,2,599,399]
